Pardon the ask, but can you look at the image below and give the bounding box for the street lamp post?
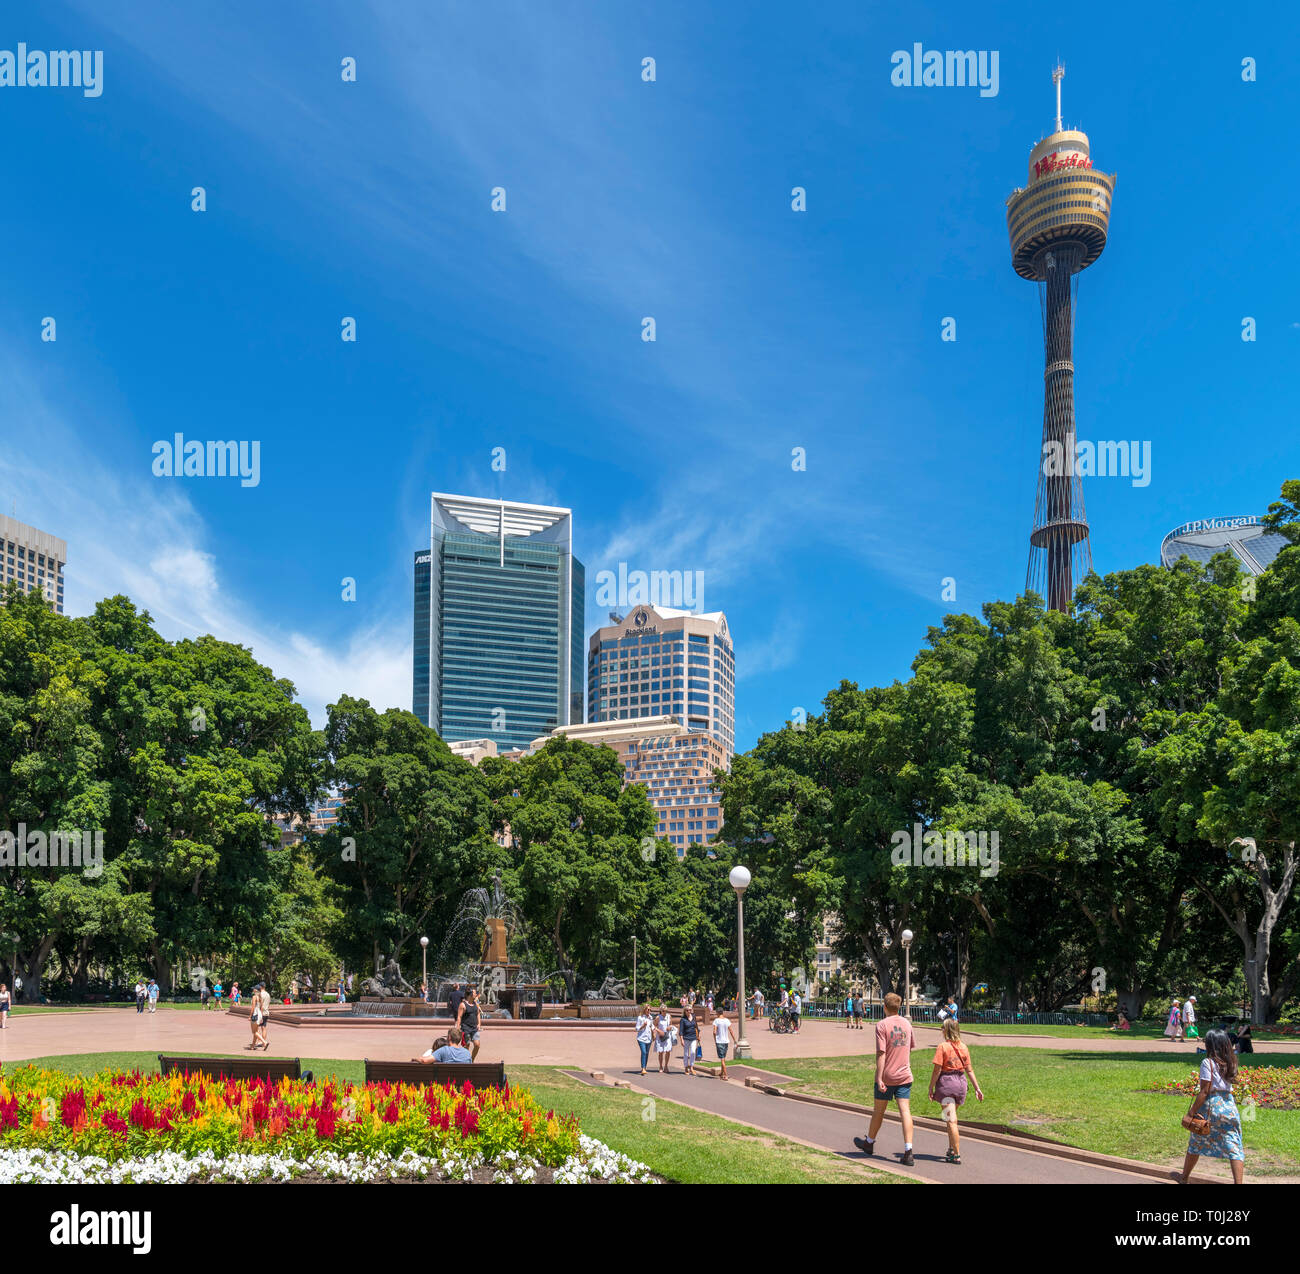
[901,929,914,1016]
[419,936,429,1003]
[730,866,752,1059]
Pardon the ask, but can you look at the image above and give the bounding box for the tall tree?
[317,696,495,978]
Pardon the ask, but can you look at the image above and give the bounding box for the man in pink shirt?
[853,991,915,1165]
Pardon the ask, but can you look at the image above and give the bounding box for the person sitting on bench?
[417,1028,473,1063]
[415,1035,448,1061]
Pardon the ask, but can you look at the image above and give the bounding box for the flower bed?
[0,1066,655,1183]
[1146,1065,1300,1111]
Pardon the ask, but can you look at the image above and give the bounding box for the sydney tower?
[1007,65,1116,612]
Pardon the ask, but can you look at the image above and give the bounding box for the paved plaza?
[5,1006,1296,1069]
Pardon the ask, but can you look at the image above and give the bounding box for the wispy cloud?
[0,365,409,725]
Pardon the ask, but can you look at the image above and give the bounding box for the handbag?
[696,1041,703,1060]
[1182,1112,1210,1137]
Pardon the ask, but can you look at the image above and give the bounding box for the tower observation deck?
[1006,64,1116,612]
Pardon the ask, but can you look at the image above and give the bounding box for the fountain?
[427,877,558,1019]
[314,875,641,1026]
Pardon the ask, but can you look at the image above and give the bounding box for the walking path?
[602,1066,1178,1185]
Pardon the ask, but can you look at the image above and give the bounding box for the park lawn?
[3,1052,907,1186]
[755,1048,1300,1177]
[945,1023,1167,1039]
[935,1022,1298,1043]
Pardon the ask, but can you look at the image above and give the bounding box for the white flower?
[0,1134,654,1185]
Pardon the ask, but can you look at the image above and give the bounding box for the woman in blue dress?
[1178,1029,1245,1184]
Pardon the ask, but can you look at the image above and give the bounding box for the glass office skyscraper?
[413,494,584,751]
[412,548,432,725]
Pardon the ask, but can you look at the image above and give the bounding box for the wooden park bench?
[363,1058,507,1090]
[158,1054,302,1083]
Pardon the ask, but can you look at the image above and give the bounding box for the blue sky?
[2,1,1296,750]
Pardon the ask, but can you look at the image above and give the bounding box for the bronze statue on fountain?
[359,955,416,999]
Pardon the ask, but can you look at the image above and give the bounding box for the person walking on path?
[791,989,802,1034]
[1164,997,1184,1041]
[134,980,146,1014]
[654,1003,673,1073]
[846,994,854,1027]
[446,981,465,1026]
[230,982,241,1006]
[680,1005,700,1075]
[854,992,917,1166]
[1179,1029,1245,1184]
[247,983,265,1049]
[1183,995,1199,1040]
[213,980,223,1011]
[0,983,10,1028]
[147,979,160,1014]
[753,988,764,1019]
[635,1003,654,1074]
[713,1006,734,1079]
[455,985,483,1061]
[927,1018,984,1164]
[257,983,273,1049]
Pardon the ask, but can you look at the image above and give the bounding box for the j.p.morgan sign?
[1170,515,1261,538]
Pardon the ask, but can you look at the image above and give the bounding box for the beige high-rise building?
[586,604,735,755]
[535,715,729,857]
[446,738,499,766]
[0,515,66,614]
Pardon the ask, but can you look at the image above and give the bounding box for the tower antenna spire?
[1052,61,1065,132]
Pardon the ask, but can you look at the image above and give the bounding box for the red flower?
[181,1090,197,1118]
[100,1110,128,1135]
[60,1089,88,1129]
